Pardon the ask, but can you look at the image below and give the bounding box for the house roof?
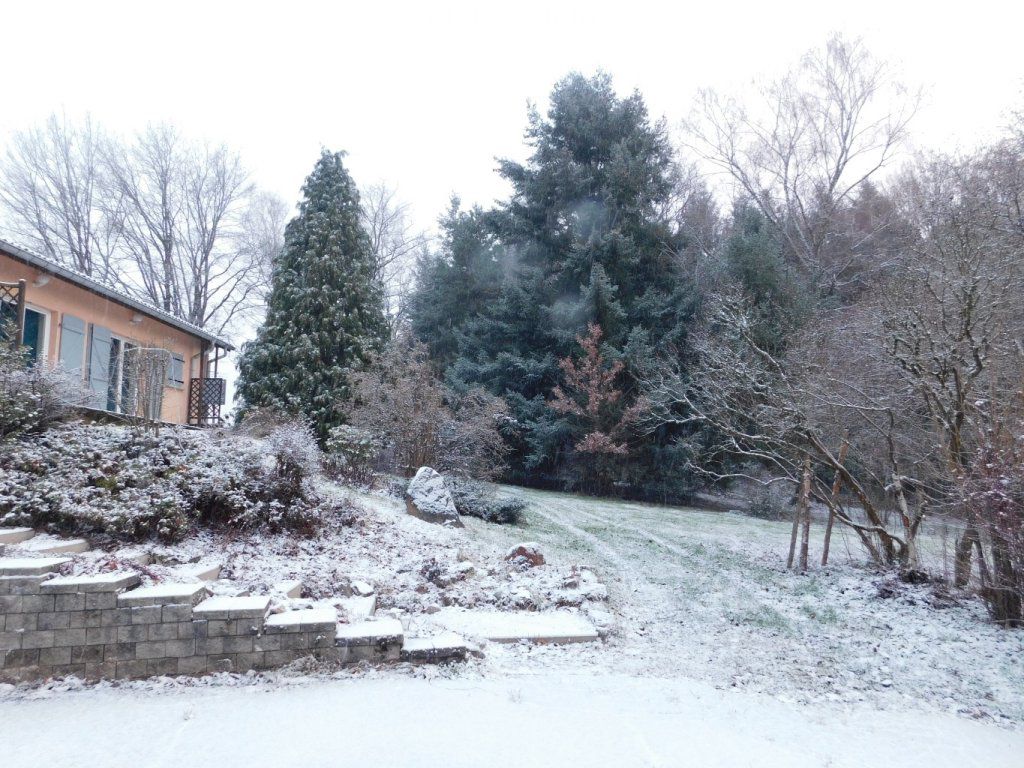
[0,238,234,351]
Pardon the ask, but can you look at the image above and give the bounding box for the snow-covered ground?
[456,489,1024,724]
[2,483,1022,766]
[3,672,1022,768]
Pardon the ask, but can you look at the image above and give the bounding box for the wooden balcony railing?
[188,377,226,427]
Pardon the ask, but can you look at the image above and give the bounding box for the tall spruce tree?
[236,150,386,440]
[412,73,701,496]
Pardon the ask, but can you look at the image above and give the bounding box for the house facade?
[0,239,233,426]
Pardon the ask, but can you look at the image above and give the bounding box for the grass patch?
[800,602,840,624]
[727,603,793,634]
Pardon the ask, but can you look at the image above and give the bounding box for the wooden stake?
[821,433,849,566]
[798,458,812,571]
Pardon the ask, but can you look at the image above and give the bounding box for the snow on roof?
[0,237,234,350]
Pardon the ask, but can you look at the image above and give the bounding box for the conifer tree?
[236,150,386,440]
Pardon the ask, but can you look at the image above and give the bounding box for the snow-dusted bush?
[323,424,379,483]
[0,423,330,541]
[448,478,525,525]
[265,418,321,492]
[0,335,89,440]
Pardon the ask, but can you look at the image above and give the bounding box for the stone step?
[176,562,222,582]
[0,527,35,545]
[118,582,208,607]
[0,557,71,576]
[264,607,337,634]
[21,537,90,555]
[432,608,600,644]
[273,579,303,599]
[192,595,271,620]
[40,572,140,593]
[335,618,404,646]
[400,631,469,663]
[338,594,376,622]
[335,618,404,663]
[118,550,153,567]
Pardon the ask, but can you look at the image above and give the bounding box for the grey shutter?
[58,314,87,377]
[167,353,185,386]
[87,324,112,408]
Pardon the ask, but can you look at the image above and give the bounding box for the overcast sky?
[4,0,1023,235]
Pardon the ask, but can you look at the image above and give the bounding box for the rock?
[351,580,375,597]
[505,542,545,568]
[405,467,463,527]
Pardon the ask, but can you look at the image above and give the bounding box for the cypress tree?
[236,150,386,440]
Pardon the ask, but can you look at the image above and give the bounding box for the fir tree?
[415,72,697,493]
[236,150,386,440]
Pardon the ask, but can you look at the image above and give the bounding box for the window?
[22,308,47,362]
[167,353,185,388]
[106,338,138,414]
[0,302,47,362]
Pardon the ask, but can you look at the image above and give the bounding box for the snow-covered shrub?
[0,334,89,440]
[323,424,379,483]
[234,406,295,438]
[0,423,329,541]
[265,417,321,493]
[448,478,525,525]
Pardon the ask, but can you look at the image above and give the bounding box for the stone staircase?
[0,527,91,556]
[0,555,469,683]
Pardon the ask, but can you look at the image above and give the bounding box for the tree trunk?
[987,533,1023,627]
[955,525,981,588]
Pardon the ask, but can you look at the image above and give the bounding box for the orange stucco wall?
[1,251,205,424]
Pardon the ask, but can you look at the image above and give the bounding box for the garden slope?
[455,488,1024,726]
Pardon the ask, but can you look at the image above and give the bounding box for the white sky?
[3,0,1023,235]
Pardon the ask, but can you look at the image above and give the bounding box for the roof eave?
[0,238,235,351]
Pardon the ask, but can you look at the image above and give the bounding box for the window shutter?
[167,353,185,386]
[87,324,112,408]
[58,314,87,377]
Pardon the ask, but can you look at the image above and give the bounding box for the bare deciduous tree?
[236,190,290,306]
[0,114,120,281]
[685,34,918,296]
[360,183,428,335]
[643,291,926,566]
[1,114,278,336]
[105,124,256,333]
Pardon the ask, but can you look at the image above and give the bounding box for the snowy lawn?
[452,488,1024,725]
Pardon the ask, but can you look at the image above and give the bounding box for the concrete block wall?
[0,565,402,682]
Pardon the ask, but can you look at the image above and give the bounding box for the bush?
[348,336,511,479]
[0,334,88,440]
[323,424,379,483]
[0,423,331,541]
[265,418,321,493]
[745,484,791,521]
[447,478,526,525]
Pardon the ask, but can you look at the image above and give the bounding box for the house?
[0,239,233,426]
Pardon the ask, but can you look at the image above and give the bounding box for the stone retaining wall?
[0,569,402,682]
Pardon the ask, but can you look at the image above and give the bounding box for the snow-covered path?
[2,673,1022,768]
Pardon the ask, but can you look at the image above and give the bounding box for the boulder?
[505,542,545,568]
[405,467,463,527]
